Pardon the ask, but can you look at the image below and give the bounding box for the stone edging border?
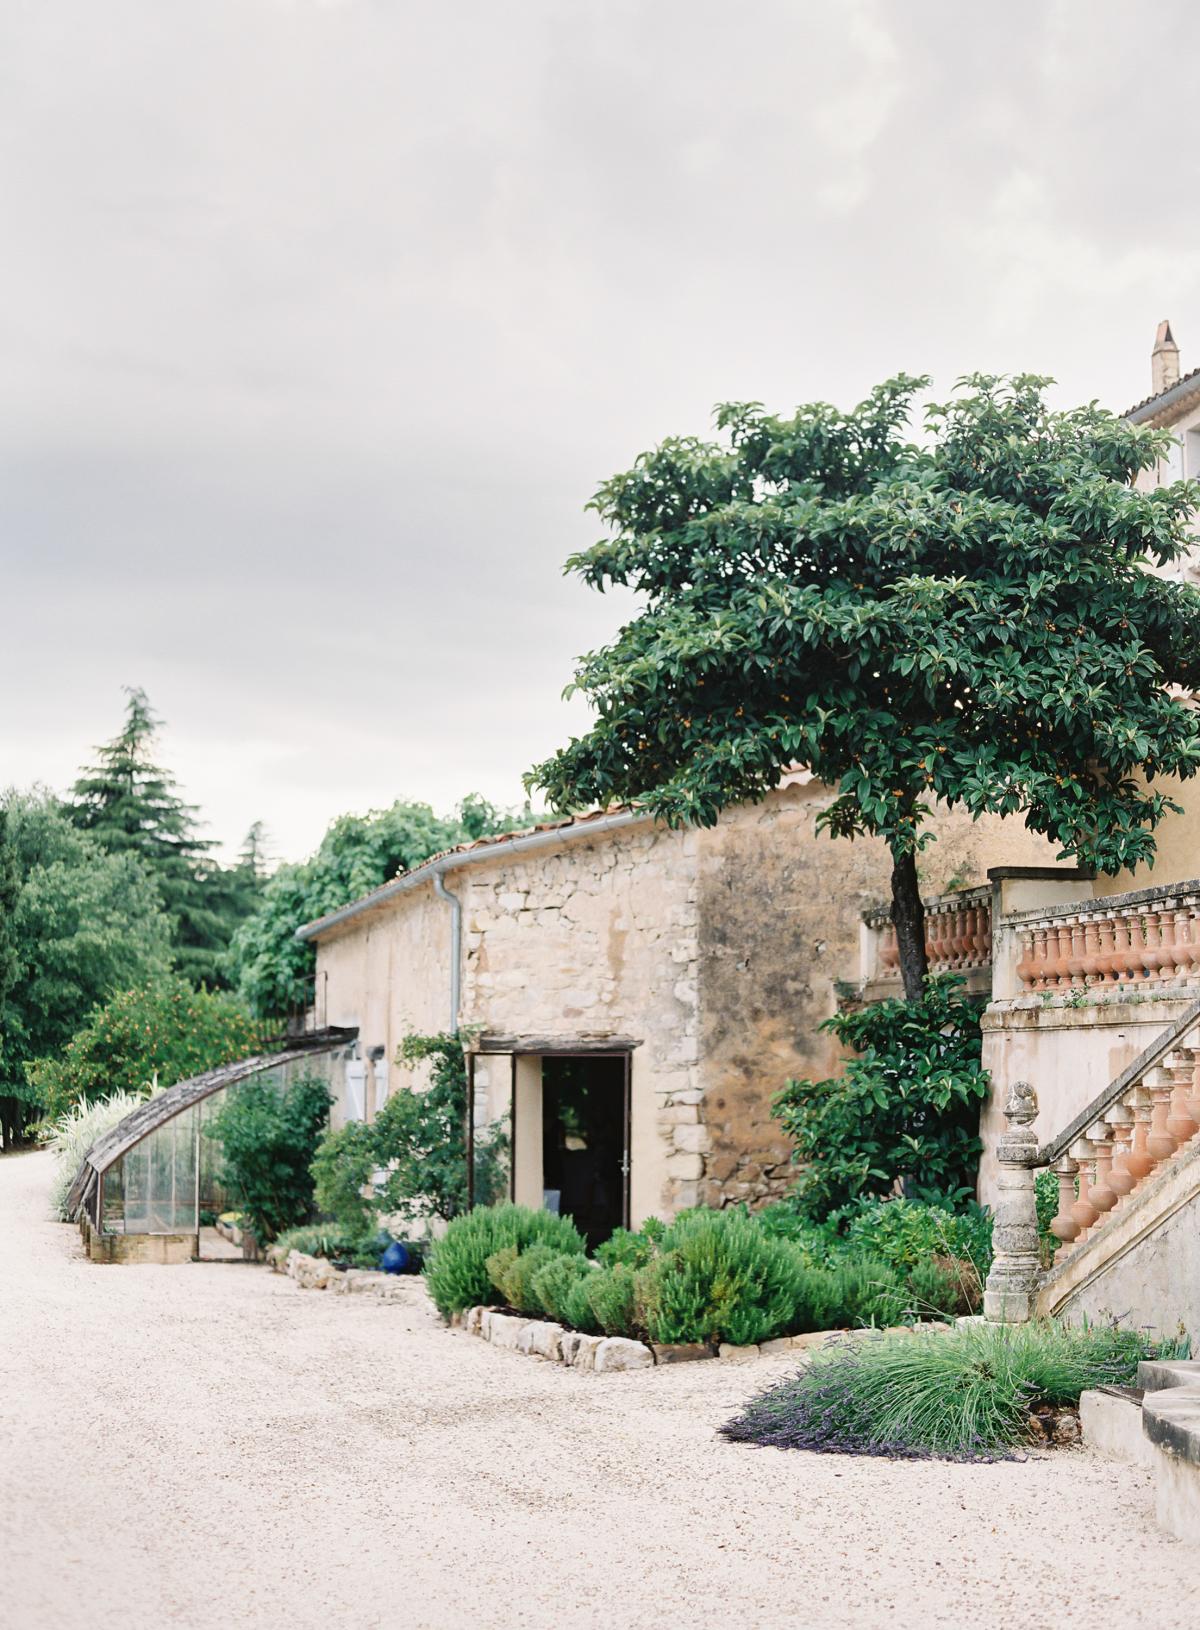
[274,1248,422,1301]
[457,1308,952,1372]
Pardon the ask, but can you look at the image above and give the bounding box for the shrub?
[563,1274,601,1334]
[485,1243,571,1314]
[584,1263,639,1336]
[530,1253,595,1325]
[206,1072,332,1246]
[906,1254,981,1319]
[791,1254,908,1333]
[41,1089,154,1220]
[722,1320,1156,1460]
[595,1220,665,1270]
[833,1197,993,1280]
[771,976,987,1221]
[28,978,268,1120]
[636,1209,808,1347]
[273,1221,379,1266]
[423,1203,586,1319]
[311,1119,378,1235]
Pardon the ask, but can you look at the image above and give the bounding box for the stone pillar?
[983,1080,1042,1323]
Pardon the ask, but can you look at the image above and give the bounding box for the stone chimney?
[1152,319,1181,395]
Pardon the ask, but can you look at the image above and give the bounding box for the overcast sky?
[3,0,1199,864]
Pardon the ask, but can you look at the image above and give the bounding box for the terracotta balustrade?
[864,887,992,986]
[1013,888,1200,995]
[1036,1041,1200,1271]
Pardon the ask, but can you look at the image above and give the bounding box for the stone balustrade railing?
[1012,883,1200,995]
[863,885,992,985]
[984,998,1200,1321]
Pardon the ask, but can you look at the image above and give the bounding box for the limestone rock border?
[278,1249,424,1301]
[458,1309,863,1371]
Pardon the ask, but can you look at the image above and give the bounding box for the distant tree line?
[0,687,524,1142]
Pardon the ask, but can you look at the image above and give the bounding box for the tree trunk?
[890,849,928,1002]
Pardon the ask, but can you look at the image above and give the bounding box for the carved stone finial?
[1003,1080,1038,1126]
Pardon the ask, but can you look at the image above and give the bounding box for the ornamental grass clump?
[722,1320,1155,1461]
[424,1203,586,1318]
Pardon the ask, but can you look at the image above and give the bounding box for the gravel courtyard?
[2,1149,1196,1630]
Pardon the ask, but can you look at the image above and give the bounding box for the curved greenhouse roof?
[67,1041,350,1258]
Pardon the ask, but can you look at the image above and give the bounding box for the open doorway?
[540,1054,629,1249]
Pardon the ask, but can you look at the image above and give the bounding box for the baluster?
[1069,1136,1098,1239]
[1172,903,1198,986]
[1081,915,1103,987]
[1110,910,1135,985]
[1166,1050,1199,1146]
[1126,1086,1155,1183]
[1048,1156,1080,1257]
[1126,911,1149,986]
[980,906,993,964]
[963,905,980,969]
[1016,927,1037,991]
[1095,913,1118,987]
[1189,1053,1200,1133]
[1145,1067,1179,1166]
[1066,917,1088,990]
[1051,919,1074,989]
[1087,1122,1117,1222]
[1181,904,1200,987]
[1143,907,1168,987]
[1161,900,1182,983]
[1031,922,1051,989]
[1104,1103,1136,1202]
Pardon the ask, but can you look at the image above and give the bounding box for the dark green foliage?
[273,1221,379,1266]
[231,797,527,1018]
[0,810,22,1147]
[563,1275,601,1334]
[486,1244,570,1314]
[423,1203,586,1319]
[206,1073,333,1245]
[906,1255,980,1319]
[722,1321,1157,1460]
[26,977,267,1121]
[595,1220,665,1269]
[636,1209,809,1347]
[0,791,173,1130]
[69,688,253,989]
[584,1263,639,1336]
[311,1119,378,1236]
[305,1032,506,1236]
[378,1033,507,1222]
[832,1195,993,1279]
[530,375,1200,997]
[792,1255,908,1333]
[529,1253,595,1326]
[772,976,988,1218]
[1035,1167,1061,1265]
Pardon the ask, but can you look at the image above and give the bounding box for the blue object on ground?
[380,1240,410,1275]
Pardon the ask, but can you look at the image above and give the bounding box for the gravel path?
[2,1149,1196,1630]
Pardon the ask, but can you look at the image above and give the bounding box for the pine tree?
[70,688,231,987]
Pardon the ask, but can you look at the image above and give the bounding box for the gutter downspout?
[433,872,461,1035]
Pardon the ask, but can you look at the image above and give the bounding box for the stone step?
[1080,1386,1154,1465]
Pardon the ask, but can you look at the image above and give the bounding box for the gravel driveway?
[1,1148,1196,1630]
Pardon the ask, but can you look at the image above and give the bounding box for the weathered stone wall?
[314,781,1057,1221]
[694,778,1059,1209]
[457,820,701,1223]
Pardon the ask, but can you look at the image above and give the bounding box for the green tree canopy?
[530,375,1200,995]
[27,976,268,1121]
[0,791,173,1124]
[69,688,256,987]
[231,796,524,1018]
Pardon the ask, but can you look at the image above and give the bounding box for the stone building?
[299,774,1052,1236]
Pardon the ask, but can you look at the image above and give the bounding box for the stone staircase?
[981,997,1200,1333]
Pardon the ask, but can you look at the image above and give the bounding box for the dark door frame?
[466,1041,638,1225]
